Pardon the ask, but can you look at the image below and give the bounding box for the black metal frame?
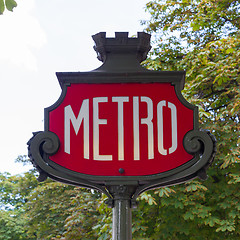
[28,32,216,206]
[28,75,216,204]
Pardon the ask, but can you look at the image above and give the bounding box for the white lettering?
[64,97,178,161]
[133,97,140,160]
[64,101,89,159]
[157,101,167,155]
[141,97,154,159]
[168,102,177,154]
[112,97,129,160]
[157,101,178,155]
[93,97,112,161]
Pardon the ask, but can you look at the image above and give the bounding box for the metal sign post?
[28,32,216,240]
[110,185,136,240]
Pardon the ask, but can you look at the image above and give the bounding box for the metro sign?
[28,32,215,193]
[47,82,194,176]
[27,33,216,240]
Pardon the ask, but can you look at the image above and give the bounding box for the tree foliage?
[0,0,17,14]
[140,0,240,238]
[0,162,112,239]
[0,170,37,240]
[143,0,239,47]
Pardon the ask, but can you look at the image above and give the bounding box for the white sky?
[0,0,149,174]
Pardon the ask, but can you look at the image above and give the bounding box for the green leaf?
[228,174,240,184]
[183,211,194,220]
[157,187,175,197]
[5,0,17,11]
[0,0,5,14]
[204,217,220,227]
[216,220,235,232]
[191,23,200,31]
[226,48,234,54]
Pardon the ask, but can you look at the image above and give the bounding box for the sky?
[0,0,150,175]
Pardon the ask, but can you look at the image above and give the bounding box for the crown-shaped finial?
[92,32,151,71]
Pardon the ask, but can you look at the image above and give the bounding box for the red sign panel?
[48,82,194,176]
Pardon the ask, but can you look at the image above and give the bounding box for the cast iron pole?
[113,198,132,240]
[109,185,136,240]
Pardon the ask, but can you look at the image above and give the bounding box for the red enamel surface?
[48,83,194,176]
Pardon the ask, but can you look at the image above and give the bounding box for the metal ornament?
[28,32,216,240]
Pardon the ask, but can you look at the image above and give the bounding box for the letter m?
[64,100,89,159]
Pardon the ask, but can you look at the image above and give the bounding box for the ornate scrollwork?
[183,130,216,166]
[183,130,203,154]
[131,129,216,202]
[27,131,113,199]
[27,131,60,181]
[29,131,60,156]
[183,129,216,181]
